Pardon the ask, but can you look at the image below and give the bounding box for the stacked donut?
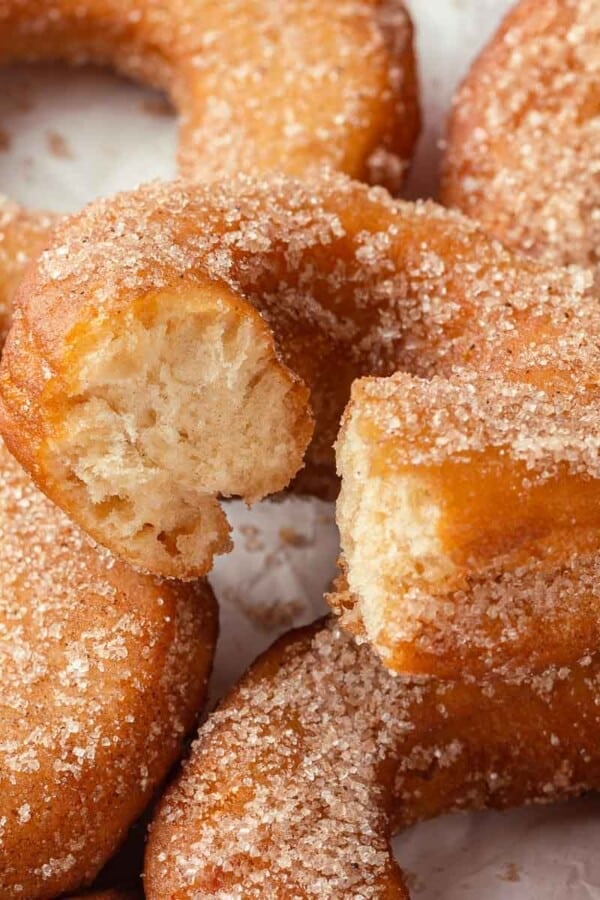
[0,0,598,897]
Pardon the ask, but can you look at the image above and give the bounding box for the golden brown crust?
[0,200,56,343]
[441,0,599,277]
[145,618,600,898]
[0,0,419,190]
[0,0,419,343]
[0,438,217,899]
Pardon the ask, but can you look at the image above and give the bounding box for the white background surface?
[2,1,599,895]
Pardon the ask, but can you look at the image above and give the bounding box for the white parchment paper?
[2,2,599,895]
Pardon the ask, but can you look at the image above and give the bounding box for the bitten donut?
[0,0,419,340]
[441,0,599,278]
[2,173,599,683]
[332,356,600,679]
[0,438,217,900]
[145,617,600,899]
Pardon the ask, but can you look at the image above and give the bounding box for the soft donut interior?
[44,281,313,578]
[335,371,600,677]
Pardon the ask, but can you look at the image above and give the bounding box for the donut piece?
[2,171,599,692]
[0,439,217,900]
[441,0,599,278]
[145,617,600,898]
[333,363,600,679]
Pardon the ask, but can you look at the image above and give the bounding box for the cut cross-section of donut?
[10,277,313,579]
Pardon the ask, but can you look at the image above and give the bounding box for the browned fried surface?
[442,0,599,278]
[146,619,600,898]
[0,438,217,899]
[334,364,600,678]
[0,201,55,341]
[0,0,419,187]
[0,0,419,342]
[6,172,591,487]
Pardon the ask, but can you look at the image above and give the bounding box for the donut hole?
[44,281,313,577]
[0,64,177,213]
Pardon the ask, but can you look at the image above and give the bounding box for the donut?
[0,0,418,189]
[0,0,419,342]
[0,438,217,900]
[145,617,600,898]
[441,0,599,279]
[2,173,599,682]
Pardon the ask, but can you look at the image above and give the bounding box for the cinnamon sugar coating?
[1,171,597,595]
[0,0,419,189]
[0,0,419,340]
[442,0,599,279]
[145,618,600,899]
[0,438,217,899]
[334,366,600,678]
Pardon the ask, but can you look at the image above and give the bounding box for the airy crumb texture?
[1,171,592,581]
[0,439,217,900]
[145,619,600,899]
[44,279,313,578]
[0,0,419,189]
[442,0,600,279]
